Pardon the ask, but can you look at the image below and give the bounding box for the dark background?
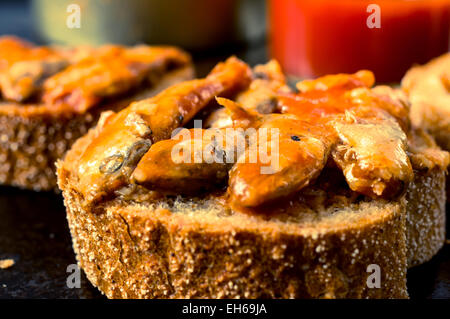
[0,0,448,299]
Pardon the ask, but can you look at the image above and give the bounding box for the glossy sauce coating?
[70,60,413,212]
[0,36,191,112]
[74,57,252,205]
[275,71,413,201]
[224,71,412,207]
[0,36,67,102]
[132,128,243,193]
[43,45,191,113]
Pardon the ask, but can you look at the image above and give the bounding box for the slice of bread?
[57,61,420,299]
[406,128,448,267]
[402,55,449,266]
[58,128,408,298]
[58,124,448,298]
[371,86,449,267]
[58,128,449,297]
[0,37,193,191]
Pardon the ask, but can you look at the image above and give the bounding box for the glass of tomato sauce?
[268,0,450,82]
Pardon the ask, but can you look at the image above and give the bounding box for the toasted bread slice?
[401,56,449,266]
[57,60,418,298]
[373,86,449,267]
[406,128,448,267]
[60,129,449,295]
[58,127,408,298]
[0,36,193,191]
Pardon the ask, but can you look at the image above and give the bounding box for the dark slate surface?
[0,188,103,299]
[0,0,449,300]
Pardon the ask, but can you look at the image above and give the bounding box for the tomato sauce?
[269,0,450,82]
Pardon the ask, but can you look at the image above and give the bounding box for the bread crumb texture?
[405,167,446,267]
[0,259,15,269]
[0,106,94,191]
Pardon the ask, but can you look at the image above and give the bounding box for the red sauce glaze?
[278,90,354,120]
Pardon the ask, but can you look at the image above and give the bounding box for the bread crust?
[58,129,408,299]
[406,167,446,267]
[405,128,449,267]
[0,66,193,191]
